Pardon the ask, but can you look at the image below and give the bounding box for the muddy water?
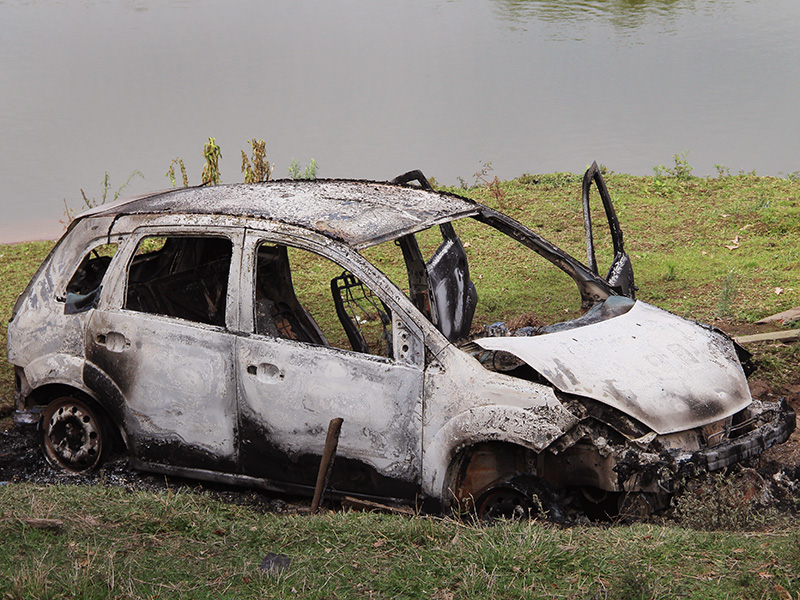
[2,0,799,243]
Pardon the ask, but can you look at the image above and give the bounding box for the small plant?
[672,469,776,531]
[201,137,222,185]
[63,170,143,223]
[714,164,730,178]
[288,158,319,180]
[241,138,272,183]
[670,151,693,180]
[473,161,506,207]
[664,262,677,281]
[165,158,189,188]
[652,151,693,188]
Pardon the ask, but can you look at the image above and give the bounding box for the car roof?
[82,179,481,248]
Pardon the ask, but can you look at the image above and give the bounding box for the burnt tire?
[476,486,533,520]
[476,475,565,523]
[40,397,109,473]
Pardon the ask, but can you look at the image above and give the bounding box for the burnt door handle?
[96,331,130,353]
[246,363,283,381]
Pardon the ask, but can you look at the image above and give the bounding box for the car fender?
[422,402,578,498]
[24,353,88,394]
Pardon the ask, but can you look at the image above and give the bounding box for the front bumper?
[676,399,795,472]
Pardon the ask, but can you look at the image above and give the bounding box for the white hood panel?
[474,301,751,435]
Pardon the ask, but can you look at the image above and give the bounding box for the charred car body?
[7,165,795,518]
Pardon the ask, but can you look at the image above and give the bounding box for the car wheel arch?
[33,384,127,456]
[440,440,541,513]
[424,404,574,502]
[22,360,130,454]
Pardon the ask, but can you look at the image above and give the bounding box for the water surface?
[1,0,798,242]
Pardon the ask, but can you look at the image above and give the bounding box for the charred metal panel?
[582,161,636,298]
[7,218,121,368]
[86,309,239,469]
[23,354,86,392]
[474,300,751,434]
[236,334,423,487]
[89,181,480,250]
[426,224,477,342]
[420,349,578,498]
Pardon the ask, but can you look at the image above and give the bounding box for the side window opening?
[254,244,328,345]
[254,242,393,359]
[125,235,232,327]
[64,242,118,314]
[331,272,393,357]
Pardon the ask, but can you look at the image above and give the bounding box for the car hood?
[473,300,751,435]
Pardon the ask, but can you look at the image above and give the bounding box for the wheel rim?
[477,487,533,520]
[43,399,103,472]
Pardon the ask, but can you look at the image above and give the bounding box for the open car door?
[582,161,636,298]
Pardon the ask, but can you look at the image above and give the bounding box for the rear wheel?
[40,397,109,473]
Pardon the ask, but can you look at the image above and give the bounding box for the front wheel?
[40,397,109,473]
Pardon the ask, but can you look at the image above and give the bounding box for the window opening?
[125,236,232,327]
[64,242,118,314]
[331,271,393,357]
[254,242,393,359]
[254,244,328,345]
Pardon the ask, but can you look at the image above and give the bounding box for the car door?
[86,230,242,472]
[235,233,424,499]
[582,161,636,297]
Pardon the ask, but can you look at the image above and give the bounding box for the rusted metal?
[311,417,344,514]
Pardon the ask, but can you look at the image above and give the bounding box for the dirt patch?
[0,423,308,515]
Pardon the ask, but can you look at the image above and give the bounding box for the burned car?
[7,165,795,518]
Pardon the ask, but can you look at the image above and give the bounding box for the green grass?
[1,483,799,599]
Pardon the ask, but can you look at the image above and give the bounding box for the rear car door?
[86,230,242,473]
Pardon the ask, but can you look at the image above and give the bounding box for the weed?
[165,157,189,188]
[714,164,731,178]
[670,151,693,180]
[654,151,693,180]
[62,170,143,222]
[672,469,778,531]
[473,161,506,207]
[201,137,222,185]
[664,262,677,281]
[241,138,272,183]
[288,158,319,180]
[517,172,579,188]
[717,270,738,317]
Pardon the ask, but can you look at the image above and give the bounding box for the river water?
[2,0,799,243]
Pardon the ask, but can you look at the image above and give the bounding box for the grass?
[1,171,799,598]
[0,240,55,412]
[1,483,800,599]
